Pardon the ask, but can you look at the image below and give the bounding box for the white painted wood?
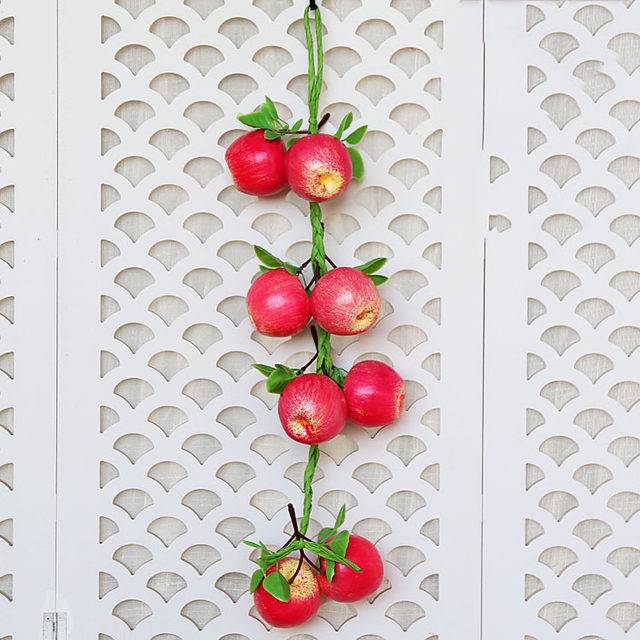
[484,2,640,638]
[0,1,57,638]
[57,1,484,638]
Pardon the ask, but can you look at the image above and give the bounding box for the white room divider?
[1,1,639,639]
[0,1,57,637]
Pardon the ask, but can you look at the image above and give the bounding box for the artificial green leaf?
[262,569,291,602]
[356,257,387,275]
[304,541,360,572]
[335,112,353,139]
[318,527,336,543]
[347,147,365,181]
[266,365,297,394]
[264,130,282,140]
[237,111,272,129]
[253,363,275,377]
[290,119,303,133]
[325,559,336,582]
[254,245,283,269]
[286,137,300,149]
[263,96,279,120]
[250,569,264,593]
[370,275,388,286]
[258,265,272,273]
[344,125,368,145]
[334,505,346,529]
[283,262,299,275]
[243,539,261,548]
[330,530,350,559]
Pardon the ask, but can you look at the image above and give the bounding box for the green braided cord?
[299,444,320,536]
[300,4,330,538]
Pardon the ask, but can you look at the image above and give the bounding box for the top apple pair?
[225,98,366,201]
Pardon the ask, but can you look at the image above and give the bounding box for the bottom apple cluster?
[253,534,383,628]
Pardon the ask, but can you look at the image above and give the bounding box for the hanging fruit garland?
[224,2,405,628]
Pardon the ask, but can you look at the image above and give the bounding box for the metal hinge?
[43,612,67,640]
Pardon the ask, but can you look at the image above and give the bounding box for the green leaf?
[243,539,261,548]
[263,96,279,120]
[334,505,346,529]
[317,527,336,543]
[237,111,272,129]
[266,365,297,394]
[304,541,360,572]
[283,262,299,275]
[253,363,275,377]
[286,137,300,149]
[335,112,353,139]
[250,569,264,593]
[290,119,303,133]
[262,569,291,603]
[258,265,272,273]
[347,147,365,181]
[370,275,388,286]
[264,130,282,140]
[356,257,387,275]
[254,245,283,269]
[330,530,350,559]
[344,125,368,145]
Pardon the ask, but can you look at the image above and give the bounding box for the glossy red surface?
[285,133,352,202]
[310,267,380,335]
[318,534,384,602]
[343,360,405,427]
[225,130,287,196]
[247,269,311,337]
[278,373,347,444]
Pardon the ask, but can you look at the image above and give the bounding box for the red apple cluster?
[226,130,353,202]
[226,76,402,625]
[254,533,384,628]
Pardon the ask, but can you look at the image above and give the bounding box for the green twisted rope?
[299,5,330,538]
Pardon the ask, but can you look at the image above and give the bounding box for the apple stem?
[298,353,318,373]
[326,255,338,269]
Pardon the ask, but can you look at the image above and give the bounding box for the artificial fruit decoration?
[225,129,287,196]
[317,533,384,602]
[311,267,381,335]
[278,373,347,444]
[343,360,405,427]
[285,133,353,202]
[253,558,321,628]
[247,268,311,337]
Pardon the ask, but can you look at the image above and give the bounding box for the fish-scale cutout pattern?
[52,1,473,638]
[486,3,640,638]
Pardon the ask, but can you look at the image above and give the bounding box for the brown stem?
[302,551,323,574]
[289,550,305,584]
[298,353,318,373]
[326,255,337,269]
[304,273,319,292]
[287,503,301,539]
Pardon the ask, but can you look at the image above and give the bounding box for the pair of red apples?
[254,534,384,628]
[226,129,353,201]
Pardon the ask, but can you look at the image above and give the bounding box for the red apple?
[254,557,321,627]
[311,267,380,335]
[343,360,405,427]
[318,534,383,602]
[278,373,347,444]
[285,133,352,202]
[225,130,287,196]
[247,269,311,337]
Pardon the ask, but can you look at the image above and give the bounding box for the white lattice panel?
[485,2,640,639]
[0,1,57,638]
[57,1,484,639]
